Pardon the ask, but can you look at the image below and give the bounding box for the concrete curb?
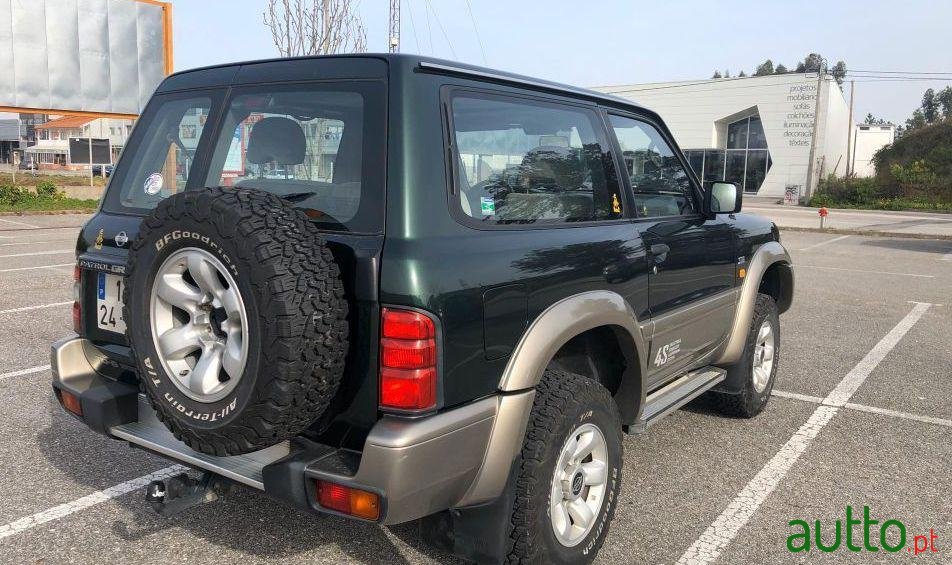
[779,225,952,241]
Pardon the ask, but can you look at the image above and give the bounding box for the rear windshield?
[103,81,386,233]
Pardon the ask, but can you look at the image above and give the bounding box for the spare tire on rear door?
[123,187,348,456]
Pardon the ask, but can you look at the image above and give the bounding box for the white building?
[852,123,896,177]
[593,73,855,200]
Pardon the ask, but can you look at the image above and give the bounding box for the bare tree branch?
[263,0,367,57]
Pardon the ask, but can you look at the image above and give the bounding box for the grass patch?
[0,172,106,187]
[0,197,99,213]
[809,194,952,213]
[0,181,99,213]
[809,175,952,213]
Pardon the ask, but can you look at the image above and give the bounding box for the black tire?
[506,369,622,564]
[710,293,779,418]
[124,187,348,456]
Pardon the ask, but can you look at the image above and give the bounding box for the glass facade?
[684,114,772,194]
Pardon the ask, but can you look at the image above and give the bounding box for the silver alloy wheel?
[150,247,249,403]
[549,422,609,547]
[751,319,775,393]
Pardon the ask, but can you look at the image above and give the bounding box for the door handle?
[649,243,670,264]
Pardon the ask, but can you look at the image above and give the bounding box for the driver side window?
[609,115,696,218]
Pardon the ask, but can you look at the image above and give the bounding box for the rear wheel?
[710,293,779,418]
[506,369,622,564]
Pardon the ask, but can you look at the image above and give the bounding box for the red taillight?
[72,266,82,333]
[315,480,380,520]
[381,308,435,340]
[379,308,437,410]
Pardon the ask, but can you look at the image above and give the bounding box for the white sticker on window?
[480,196,495,216]
[144,172,164,195]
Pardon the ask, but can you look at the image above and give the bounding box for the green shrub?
[874,120,952,201]
[34,179,62,199]
[0,184,29,205]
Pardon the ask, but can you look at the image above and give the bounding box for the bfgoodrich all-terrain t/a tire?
[506,369,623,564]
[710,293,779,418]
[124,187,348,456]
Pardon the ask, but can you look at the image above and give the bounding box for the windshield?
[103,81,385,233]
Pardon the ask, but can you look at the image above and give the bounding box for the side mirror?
[705,181,742,215]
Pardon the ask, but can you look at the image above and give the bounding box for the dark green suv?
[52,54,793,564]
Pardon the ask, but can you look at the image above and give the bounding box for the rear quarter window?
[448,91,624,226]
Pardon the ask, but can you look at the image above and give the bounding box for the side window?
[609,115,696,218]
[450,93,623,225]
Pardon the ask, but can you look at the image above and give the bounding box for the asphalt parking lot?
[0,215,949,564]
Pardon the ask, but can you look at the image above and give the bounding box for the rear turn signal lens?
[380,308,437,410]
[59,390,83,417]
[315,480,380,521]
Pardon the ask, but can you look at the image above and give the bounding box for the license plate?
[96,272,126,333]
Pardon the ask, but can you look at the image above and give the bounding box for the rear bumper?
[51,335,532,525]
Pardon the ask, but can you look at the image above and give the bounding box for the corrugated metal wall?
[0,0,167,115]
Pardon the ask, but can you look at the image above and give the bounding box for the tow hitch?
[145,471,233,517]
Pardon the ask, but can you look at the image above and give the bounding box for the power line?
[463,0,487,66]
[404,0,421,54]
[846,69,952,76]
[849,77,952,83]
[604,75,817,95]
[424,0,457,59]
[423,0,433,54]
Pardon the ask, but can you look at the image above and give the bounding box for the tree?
[795,53,824,73]
[906,109,927,131]
[738,70,747,77]
[775,63,788,74]
[263,0,367,57]
[937,86,952,120]
[922,88,939,123]
[754,60,774,76]
[830,61,847,86]
[865,113,890,125]
[724,69,731,78]
[711,70,722,79]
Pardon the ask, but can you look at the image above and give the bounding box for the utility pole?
[846,80,855,177]
[804,60,825,202]
[388,0,400,53]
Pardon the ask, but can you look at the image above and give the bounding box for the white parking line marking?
[0,249,73,259]
[0,301,71,315]
[0,364,50,382]
[677,302,931,565]
[842,402,952,428]
[0,217,41,229]
[943,253,952,261]
[0,465,186,541]
[0,239,72,247]
[796,234,850,252]
[772,389,952,429]
[770,390,824,403]
[0,263,73,273]
[796,264,934,278]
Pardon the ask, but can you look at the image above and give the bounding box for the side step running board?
[629,366,726,433]
[111,395,290,490]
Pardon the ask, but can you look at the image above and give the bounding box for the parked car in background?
[92,164,114,177]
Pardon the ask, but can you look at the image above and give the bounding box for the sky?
[13,0,950,126]
[172,0,952,125]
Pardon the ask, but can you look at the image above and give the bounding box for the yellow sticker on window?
[612,193,622,214]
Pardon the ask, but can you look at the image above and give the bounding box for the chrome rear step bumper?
[111,395,290,490]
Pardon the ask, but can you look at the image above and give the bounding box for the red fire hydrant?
[818,207,829,229]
